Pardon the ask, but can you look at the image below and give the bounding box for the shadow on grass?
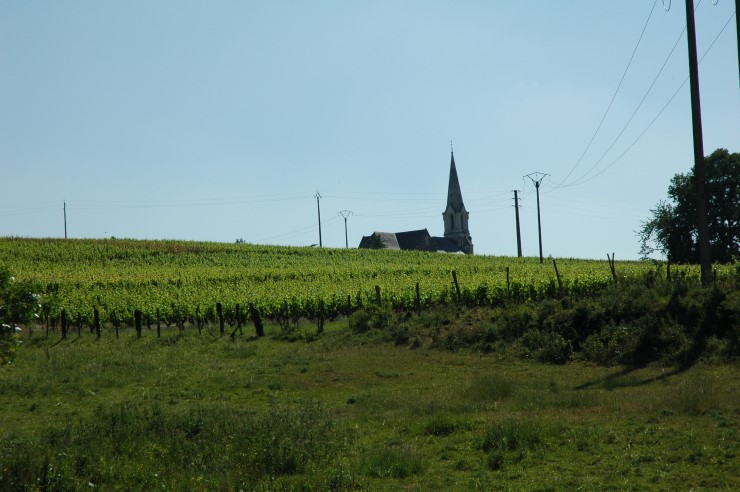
[574,336,709,391]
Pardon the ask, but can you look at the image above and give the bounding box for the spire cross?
[450,140,454,153]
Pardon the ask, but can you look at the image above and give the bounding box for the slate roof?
[358,229,463,253]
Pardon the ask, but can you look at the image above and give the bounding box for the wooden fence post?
[415,282,421,313]
[506,266,510,292]
[452,271,461,303]
[236,304,242,335]
[135,310,142,339]
[552,259,563,295]
[61,308,67,340]
[94,308,101,339]
[216,302,224,336]
[317,299,325,334]
[76,313,82,337]
[607,253,617,283]
[156,308,161,338]
[250,303,264,337]
[375,285,382,307]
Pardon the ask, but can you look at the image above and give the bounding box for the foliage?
[0,266,40,328]
[4,237,735,330]
[639,148,739,263]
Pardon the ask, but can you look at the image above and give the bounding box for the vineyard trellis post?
[236,303,243,335]
[552,259,563,295]
[607,253,617,283]
[317,299,325,334]
[217,302,224,336]
[452,271,461,303]
[250,303,264,337]
[415,282,421,314]
[61,308,67,340]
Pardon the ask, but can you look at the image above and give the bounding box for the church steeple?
[447,151,465,212]
[443,150,473,254]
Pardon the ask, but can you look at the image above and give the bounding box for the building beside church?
[358,151,473,254]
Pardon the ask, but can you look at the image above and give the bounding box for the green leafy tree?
[639,148,739,263]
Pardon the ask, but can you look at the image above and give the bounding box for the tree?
[639,148,739,263]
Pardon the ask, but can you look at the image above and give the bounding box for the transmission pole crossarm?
[524,173,549,264]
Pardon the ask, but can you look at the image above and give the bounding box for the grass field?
[1,318,738,491]
[1,238,738,490]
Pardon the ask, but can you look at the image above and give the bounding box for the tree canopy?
[639,148,739,263]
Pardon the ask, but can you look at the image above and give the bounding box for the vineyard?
[0,237,735,331]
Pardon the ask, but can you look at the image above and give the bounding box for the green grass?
[1,319,739,490]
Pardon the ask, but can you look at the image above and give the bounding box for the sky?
[1,0,738,259]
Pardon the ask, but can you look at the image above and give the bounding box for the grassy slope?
[1,320,738,491]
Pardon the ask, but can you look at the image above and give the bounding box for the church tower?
[443,151,473,254]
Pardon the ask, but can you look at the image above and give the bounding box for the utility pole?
[339,210,353,249]
[685,0,712,285]
[512,190,522,257]
[736,0,740,86]
[315,191,323,247]
[63,201,67,239]
[524,173,549,264]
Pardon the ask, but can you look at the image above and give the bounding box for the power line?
[556,9,736,188]
[553,23,688,190]
[555,0,660,188]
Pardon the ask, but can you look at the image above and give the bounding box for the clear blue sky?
[1,1,738,259]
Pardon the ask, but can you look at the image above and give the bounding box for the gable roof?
[358,229,463,253]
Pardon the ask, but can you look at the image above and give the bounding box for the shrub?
[581,324,634,366]
[348,305,391,334]
[520,329,571,364]
[0,333,21,365]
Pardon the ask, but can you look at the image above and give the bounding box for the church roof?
[358,229,463,253]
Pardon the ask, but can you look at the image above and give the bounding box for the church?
[358,151,474,254]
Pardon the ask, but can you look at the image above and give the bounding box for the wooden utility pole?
[685,0,712,285]
[315,191,323,247]
[63,201,67,239]
[513,190,522,257]
[339,210,353,248]
[525,173,549,263]
[736,0,740,86]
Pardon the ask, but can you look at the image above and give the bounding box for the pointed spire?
[447,151,464,211]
